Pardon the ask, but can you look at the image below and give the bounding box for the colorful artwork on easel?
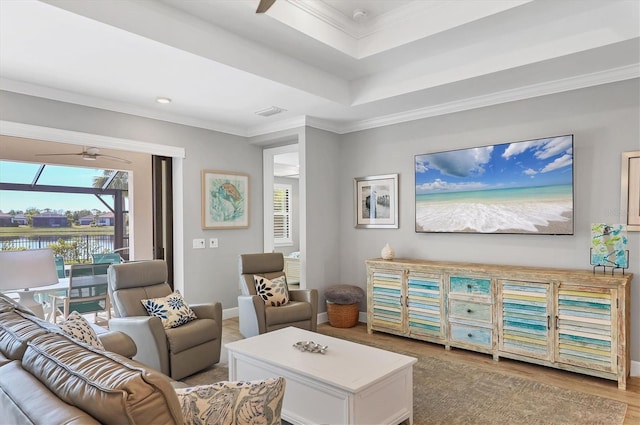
[591,224,628,269]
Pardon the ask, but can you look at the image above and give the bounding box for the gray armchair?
[238,253,318,338]
[107,260,222,380]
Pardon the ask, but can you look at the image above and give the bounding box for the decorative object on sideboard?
[0,248,59,318]
[381,243,395,260]
[354,173,399,229]
[590,223,629,275]
[620,150,639,231]
[201,170,249,229]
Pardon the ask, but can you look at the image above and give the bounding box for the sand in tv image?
[415,135,574,234]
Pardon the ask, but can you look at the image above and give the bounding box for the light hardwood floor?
[221,318,640,425]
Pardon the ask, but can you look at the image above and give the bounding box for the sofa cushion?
[0,360,101,425]
[141,292,197,329]
[58,311,105,350]
[176,377,285,425]
[254,275,289,307]
[22,333,184,425]
[0,310,52,361]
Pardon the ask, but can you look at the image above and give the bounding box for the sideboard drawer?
[450,276,491,296]
[449,300,492,323]
[450,323,492,348]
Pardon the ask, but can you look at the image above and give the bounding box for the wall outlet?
[209,238,219,248]
[192,238,205,249]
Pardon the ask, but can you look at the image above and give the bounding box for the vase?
[381,243,395,260]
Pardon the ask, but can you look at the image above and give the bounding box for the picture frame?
[201,170,249,229]
[620,151,640,231]
[354,173,399,229]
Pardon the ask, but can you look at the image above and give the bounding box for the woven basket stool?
[325,284,365,328]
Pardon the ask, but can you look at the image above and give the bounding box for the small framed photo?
[620,150,640,231]
[201,170,249,229]
[354,173,399,229]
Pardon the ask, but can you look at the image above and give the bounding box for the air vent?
[254,106,287,117]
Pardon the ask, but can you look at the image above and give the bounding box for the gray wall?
[337,80,640,361]
[0,91,263,311]
[303,127,342,310]
[2,79,639,363]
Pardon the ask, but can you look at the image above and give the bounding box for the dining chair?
[54,256,66,279]
[92,253,122,265]
[50,263,111,323]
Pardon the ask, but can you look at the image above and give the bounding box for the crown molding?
[335,64,640,134]
[0,78,247,137]
[2,65,637,140]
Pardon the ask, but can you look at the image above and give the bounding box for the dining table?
[26,274,109,322]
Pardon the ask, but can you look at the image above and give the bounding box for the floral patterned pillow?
[141,292,197,329]
[253,275,289,307]
[176,377,285,425]
[58,311,105,350]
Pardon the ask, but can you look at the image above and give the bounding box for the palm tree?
[92,170,128,190]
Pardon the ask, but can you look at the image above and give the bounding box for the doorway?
[263,143,303,286]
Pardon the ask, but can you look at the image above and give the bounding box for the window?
[273,183,292,246]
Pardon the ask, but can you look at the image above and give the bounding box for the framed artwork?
[354,173,398,229]
[201,170,249,229]
[590,223,628,269]
[620,151,640,231]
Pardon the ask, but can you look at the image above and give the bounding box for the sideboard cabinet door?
[555,284,617,374]
[368,268,405,334]
[497,280,553,362]
[407,272,445,340]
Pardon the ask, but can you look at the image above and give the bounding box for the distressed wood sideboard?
[366,258,633,389]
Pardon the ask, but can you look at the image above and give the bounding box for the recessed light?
[156,97,172,104]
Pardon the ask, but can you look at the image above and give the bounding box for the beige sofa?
[0,293,286,425]
[0,293,185,424]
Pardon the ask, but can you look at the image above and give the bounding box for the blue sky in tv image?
[414,135,574,234]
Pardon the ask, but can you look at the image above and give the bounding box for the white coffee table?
[225,326,416,425]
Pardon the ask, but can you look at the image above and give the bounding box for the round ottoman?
[325,284,365,328]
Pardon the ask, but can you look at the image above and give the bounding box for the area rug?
[183,333,627,425]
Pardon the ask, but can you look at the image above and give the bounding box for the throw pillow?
[176,377,285,425]
[253,275,289,307]
[141,292,197,329]
[58,311,105,350]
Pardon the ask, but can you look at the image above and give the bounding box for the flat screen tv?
[415,135,574,235]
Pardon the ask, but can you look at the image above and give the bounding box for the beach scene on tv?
[415,135,574,234]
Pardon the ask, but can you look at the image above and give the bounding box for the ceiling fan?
[256,0,276,13]
[35,147,132,164]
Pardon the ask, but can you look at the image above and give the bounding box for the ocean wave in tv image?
[415,185,573,234]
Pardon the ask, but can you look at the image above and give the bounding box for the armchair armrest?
[97,330,137,358]
[108,316,170,375]
[190,302,222,323]
[289,289,318,331]
[238,295,267,338]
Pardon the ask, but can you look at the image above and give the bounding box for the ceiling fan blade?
[256,0,276,13]
[96,154,132,164]
[34,152,82,157]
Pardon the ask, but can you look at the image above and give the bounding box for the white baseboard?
[631,360,640,377]
[223,307,238,320]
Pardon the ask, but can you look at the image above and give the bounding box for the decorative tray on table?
[293,341,328,354]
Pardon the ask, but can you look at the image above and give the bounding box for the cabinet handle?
[467,284,472,290]
[466,308,473,314]
[467,333,473,338]
[555,316,559,329]
[547,315,551,330]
